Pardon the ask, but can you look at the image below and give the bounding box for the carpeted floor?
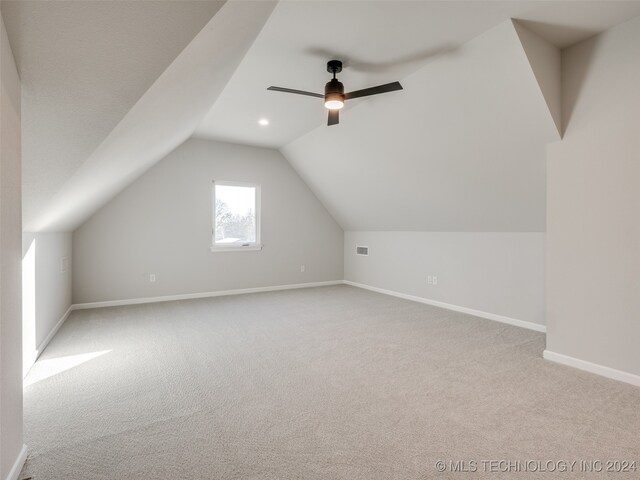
[21,285,640,479]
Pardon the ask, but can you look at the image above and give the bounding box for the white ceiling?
[194,1,640,149]
[4,1,640,233]
[1,0,227,230]
[283,19,558,232]
[2,0,277,232]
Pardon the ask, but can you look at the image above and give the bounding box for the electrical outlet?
[433,276,438,285]
[300,264,306,272]
[427,275,433,285]
[149,274,156,283]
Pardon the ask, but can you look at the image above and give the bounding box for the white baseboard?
[5,444,27,480]
[23,305,74,378]
[36,306,73,355]
[543,350,640,387]
[72,280,344,310]
[343,280,546,333]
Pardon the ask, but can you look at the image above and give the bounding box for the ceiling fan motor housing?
[327,59,343,74]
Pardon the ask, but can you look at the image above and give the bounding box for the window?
[212,181,261,251]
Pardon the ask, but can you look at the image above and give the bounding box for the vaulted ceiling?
[194,1,640,148]
[3,0,640,233]
[2,0,276,231]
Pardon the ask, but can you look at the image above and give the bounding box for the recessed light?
[258,118,269,126]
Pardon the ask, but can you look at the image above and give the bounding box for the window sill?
[210,244,263,253]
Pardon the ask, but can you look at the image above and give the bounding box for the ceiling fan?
[267,60,403,126]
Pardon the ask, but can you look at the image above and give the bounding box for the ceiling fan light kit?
[267,59,403,126]
[324,81,345,110]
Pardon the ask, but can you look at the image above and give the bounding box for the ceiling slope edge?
[512,19,562,139]
[27,0,277,233]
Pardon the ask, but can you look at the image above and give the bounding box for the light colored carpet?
[22,285,640,479]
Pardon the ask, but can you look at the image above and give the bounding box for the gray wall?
[345,232,545,326]
[73,138,343,304]
[34,234,72,345]
[22,232,72,367]
[1,13,24,479]
[547,15,640,375]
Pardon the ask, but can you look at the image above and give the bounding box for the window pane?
[215,185,256,244]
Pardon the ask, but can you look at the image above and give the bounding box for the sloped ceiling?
[1,0,276,232]
[194,1,640,149]
[193,1,640,233]
[2,0,226,230]
[4,0,640,233]
[283,20,557,232]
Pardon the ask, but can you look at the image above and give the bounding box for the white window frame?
[211,180,262,252]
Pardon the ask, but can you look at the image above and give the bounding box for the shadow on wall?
[514,19,600,135]
[560,37,599,135]
[304,44,458,74]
